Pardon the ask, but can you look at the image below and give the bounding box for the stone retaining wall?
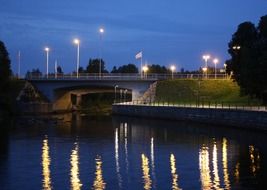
[112,104,267,130]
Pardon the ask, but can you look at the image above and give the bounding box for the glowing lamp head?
[202,67,207,72]
[73,38,80,45]
[99,28,104,34]
[142,65,148,72]
[202,54,210,61]
[44,47,50,52]
[213,58,219,64]
[170,65,176,72]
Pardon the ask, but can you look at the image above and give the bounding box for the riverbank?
[156,79,260,105]
[112,103,267,131]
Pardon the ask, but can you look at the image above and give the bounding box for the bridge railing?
[115,100,267,112]
[26,73,229,80]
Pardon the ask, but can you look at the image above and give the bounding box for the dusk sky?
[1,0,267,75]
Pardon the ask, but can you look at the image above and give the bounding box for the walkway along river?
[112,102,267,130]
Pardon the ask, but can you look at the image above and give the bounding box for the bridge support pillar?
[76,94,82,107]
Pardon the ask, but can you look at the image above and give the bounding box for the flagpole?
[141,54,143,79]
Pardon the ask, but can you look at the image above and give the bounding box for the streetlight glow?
[170,65,176,79]
[73,39,80,45]
[213,58,219,79]
[99,28,104,34]
[142,65,148,79]
[202,54,210,79]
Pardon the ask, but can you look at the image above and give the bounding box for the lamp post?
[170,65,176,79]
[114,85,118,103]
[44,47,50,78]
[213,58,219,79]
[73,38,80,78]
[224,63,227,79]
[99,28,104,78]
[124,89,128,103]
[202,54,210,79]
[120,89,123,102]
[202,67,207,78]
[142,65,148,79]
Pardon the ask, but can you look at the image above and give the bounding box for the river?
[0,113,266,189]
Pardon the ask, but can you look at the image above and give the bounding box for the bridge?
[26,73,227,112]
[28,74,158,111]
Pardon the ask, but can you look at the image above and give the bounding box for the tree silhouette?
[111,63,138,73]
[0,40,11,91]
[86,59,108,73]
[226,15,267,103]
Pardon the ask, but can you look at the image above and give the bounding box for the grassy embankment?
[156,79,260,106]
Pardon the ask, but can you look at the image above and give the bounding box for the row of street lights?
[141,64,176,79]
[114,85,128,103]
[44,28,105,78]
[202,54,220,79]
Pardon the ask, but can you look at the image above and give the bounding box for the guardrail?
[26,73,229,80]
[114,100,267,112]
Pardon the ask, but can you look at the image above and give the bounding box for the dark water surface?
[0,113,267,190]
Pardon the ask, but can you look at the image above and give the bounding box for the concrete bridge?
[28,74,157,111]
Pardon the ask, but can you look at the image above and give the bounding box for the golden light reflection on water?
[212,142,221,189]
[70,143,82,190]
[42,138,52,190]
[141,154,152,190]
[222,138,230,190]
[249,145,260,176]
[199,146,212,190]
[92,156,106,190]
[115,128,122,188]
[170,154,181,190]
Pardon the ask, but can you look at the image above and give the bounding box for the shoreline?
[112,103,267,131]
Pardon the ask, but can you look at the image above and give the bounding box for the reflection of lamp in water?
[249,145,261,176]
[92,155,106,190]
[170,154,181,190]
[70,143,82,190]
[42,137,52,190]
[199,146,212,189]
[222,138,230,189]
[212,142,220,189]
[115,128,122,188]
[141,154,152,190]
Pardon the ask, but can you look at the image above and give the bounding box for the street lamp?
[124,89,128,103]
[114,85,118,103]
[142,65,148,79]
[99,28,104,78]
[44,47,50,78]
[170,65,176,79]
[232,46,241,50]
[202,67,207,78]
[213,58,219,79]
[224,63,227,79]
[202,54,210,79]
[73,38,80,78]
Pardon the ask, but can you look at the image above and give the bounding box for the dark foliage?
[226,15,267,104]
[86,59,108,73]
[111,63,138,73]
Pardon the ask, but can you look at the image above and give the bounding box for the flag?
[135,51,142,59]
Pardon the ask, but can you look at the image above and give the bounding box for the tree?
[57,66,63,74]
[147,64,168,74]
[111,63,138,73]
[86,59,108,73]
[0,41,11,91]
[226,15,267,103]
[26,69,42,78]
